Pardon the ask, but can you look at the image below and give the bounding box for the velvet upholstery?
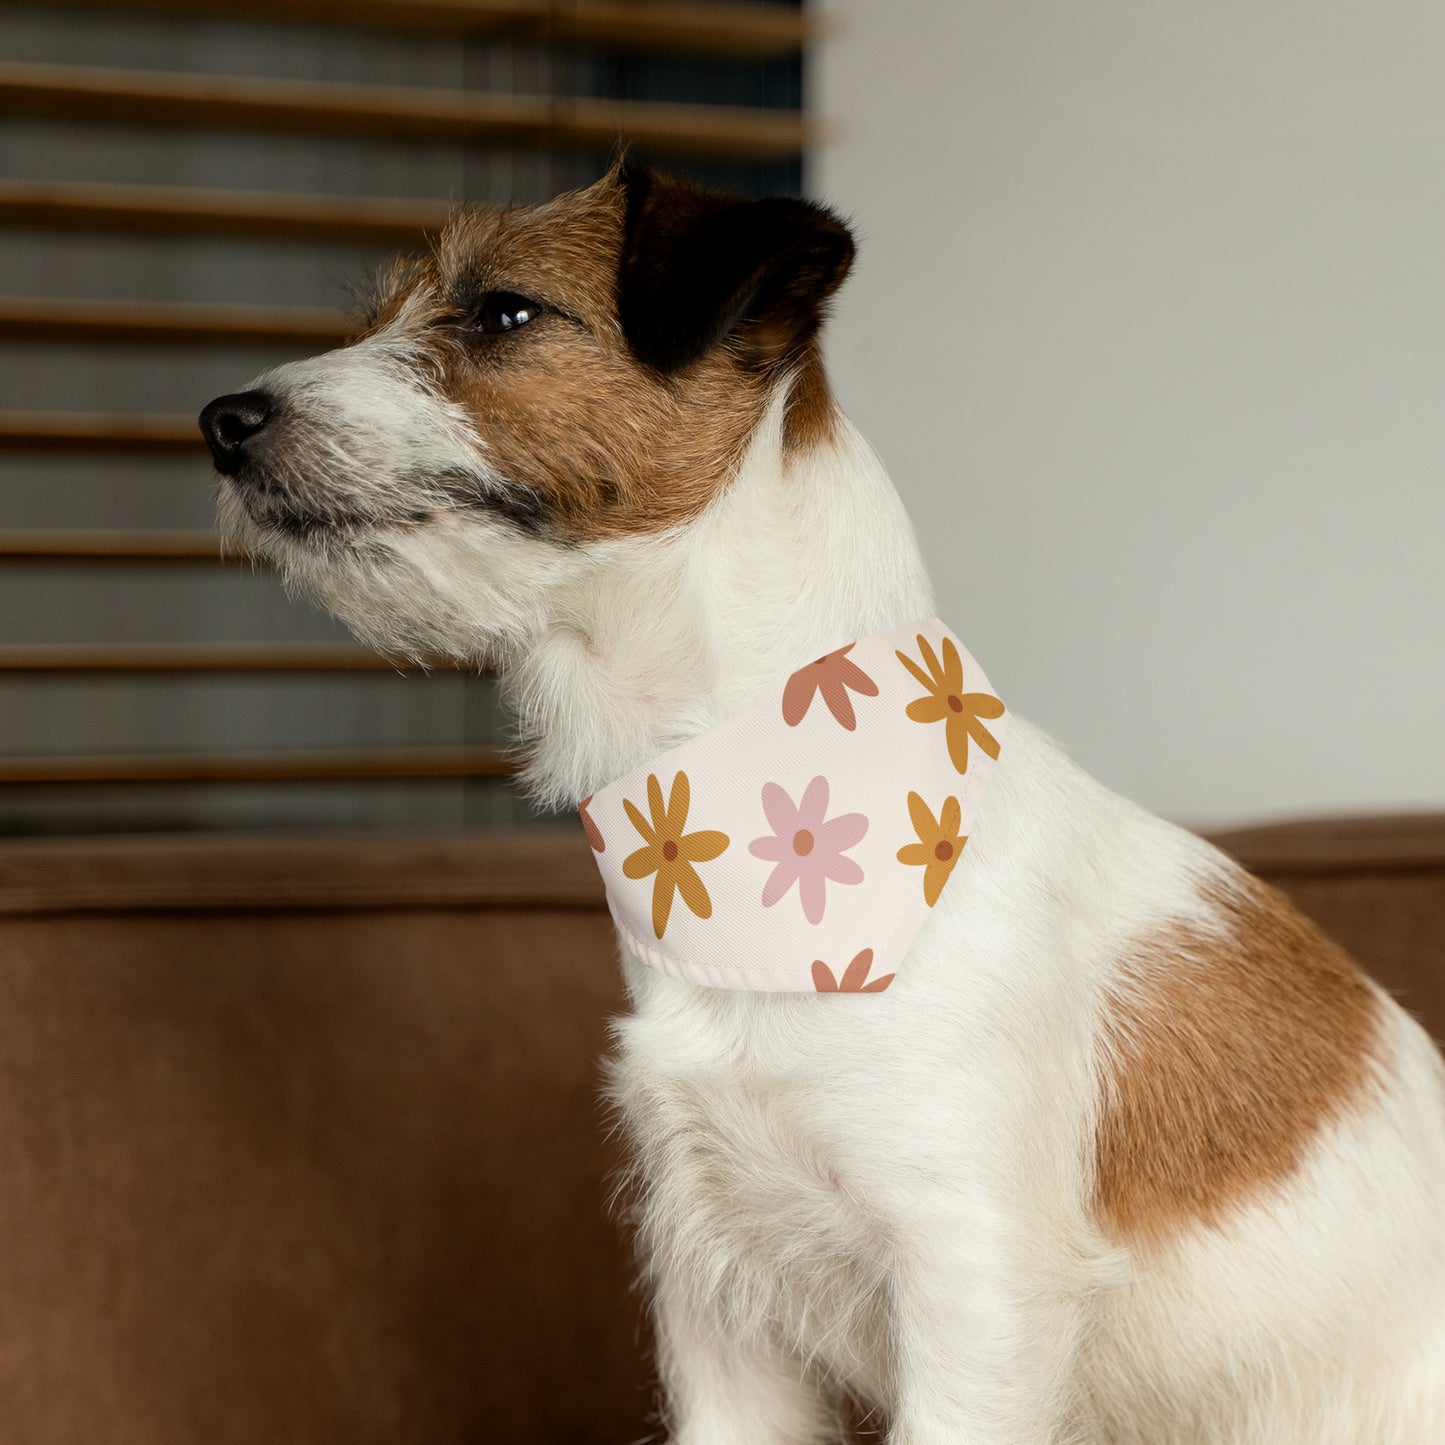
[0,818,1439,1442]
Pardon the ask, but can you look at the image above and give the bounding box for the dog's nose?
[199,390,273,475]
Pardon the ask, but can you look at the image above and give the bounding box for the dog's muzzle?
[199,390,274,476]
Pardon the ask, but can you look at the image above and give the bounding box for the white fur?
[220,348,1445,1444]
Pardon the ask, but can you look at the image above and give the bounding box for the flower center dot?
[934,840,954,861]
[947,694,963,713]
[792,829,815,856]
[662,840,679,862]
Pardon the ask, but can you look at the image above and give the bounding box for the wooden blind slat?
[0,643,424,672]
[0,62,812,161]
[0,297,353,348]
[0,529,228,561]
[545,0,810,57]
[0,13,806,816]
[0,745,513,783]
[0,180,448,244]
[0,412,202,452]
[0,0,810,58]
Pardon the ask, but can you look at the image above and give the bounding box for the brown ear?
[617,162,855,374]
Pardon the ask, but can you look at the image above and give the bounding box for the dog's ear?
[617,162,855,374]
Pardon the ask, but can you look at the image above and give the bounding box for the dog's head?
[200,163,855,663]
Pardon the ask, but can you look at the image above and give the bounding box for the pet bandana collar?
[578,620,1007,994]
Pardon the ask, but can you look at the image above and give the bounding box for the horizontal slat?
[0,62,811,161]
[0,529,227,560]
[0,0,809,58]
[0,643,419,672]
[0,745,512,783]
[0,832,606,916]
[0,412,202,452]
[0,296,353,348]
[547,0,809,57]
[0,179,449,245]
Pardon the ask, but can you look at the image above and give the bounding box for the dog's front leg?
[653,1273,843,1445]
[884,1217,1092,1445]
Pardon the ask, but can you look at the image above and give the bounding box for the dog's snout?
[199,390,273,475]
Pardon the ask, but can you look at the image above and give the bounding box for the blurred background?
[0,0,803,837]
[1,0,1441,838]
[820,1,1445,827]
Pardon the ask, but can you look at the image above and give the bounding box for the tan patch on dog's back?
[1094,873,1381,1246]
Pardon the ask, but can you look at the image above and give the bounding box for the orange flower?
[782,643,879,730]
[897,791,966,907]
[621,771,729,938]
[812,948,895,993]
[579,795,604,852]
[896,634,1004,775]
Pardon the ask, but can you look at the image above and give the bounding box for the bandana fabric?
[578,620,1007,993]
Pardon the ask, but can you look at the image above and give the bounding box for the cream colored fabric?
[581,621,1008,992]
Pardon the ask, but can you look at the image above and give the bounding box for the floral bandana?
[578,620,1007,994]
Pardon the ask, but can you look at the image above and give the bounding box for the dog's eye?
[472,291,543,334]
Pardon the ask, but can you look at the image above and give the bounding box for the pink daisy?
[748,775,867,924]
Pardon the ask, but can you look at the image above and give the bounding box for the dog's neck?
[502,391,937,812]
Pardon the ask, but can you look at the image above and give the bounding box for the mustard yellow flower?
[897,791,967,907]
[621,770,729,938]
[896,634,1004,775]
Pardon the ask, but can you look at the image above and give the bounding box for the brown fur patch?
[360,185,763,543]
[1093,872,1382,1246]
[782,343,840,454]
[364,172,842,543]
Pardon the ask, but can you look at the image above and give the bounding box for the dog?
[200,161,1445,1444]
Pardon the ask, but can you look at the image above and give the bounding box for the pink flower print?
[748,775,867,924]
[578,795,604,852]
[812,949,895,993]
[781,643,879,730]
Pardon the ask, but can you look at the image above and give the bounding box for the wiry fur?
[206,169,1445,1444]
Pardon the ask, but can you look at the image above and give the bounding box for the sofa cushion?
[0,817,1439,1443]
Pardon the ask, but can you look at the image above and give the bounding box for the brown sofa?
[0,816,1440,1443]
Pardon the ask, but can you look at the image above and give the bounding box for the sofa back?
[0,819,1439,1443]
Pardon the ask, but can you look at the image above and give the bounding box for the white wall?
[813,1,1445,827]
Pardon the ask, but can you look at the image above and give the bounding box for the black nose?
[199,390,272,475]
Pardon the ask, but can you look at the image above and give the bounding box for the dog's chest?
[612,991,892,1385]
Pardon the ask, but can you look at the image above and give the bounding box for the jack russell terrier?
[200,162,1445,1444]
